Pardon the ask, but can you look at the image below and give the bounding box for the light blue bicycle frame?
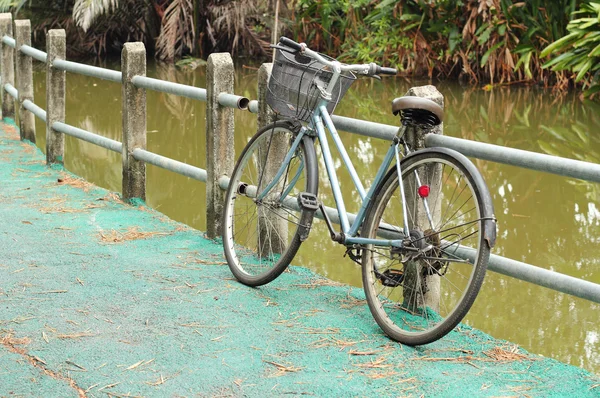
[310,101,406,248]
[256,96,411,249]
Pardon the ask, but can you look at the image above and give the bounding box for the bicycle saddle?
[392,96,444,127]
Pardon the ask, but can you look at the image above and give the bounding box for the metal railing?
[0,13,598,306]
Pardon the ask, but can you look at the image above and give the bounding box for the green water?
[29,62,599,374]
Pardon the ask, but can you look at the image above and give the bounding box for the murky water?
[29,61,599,374]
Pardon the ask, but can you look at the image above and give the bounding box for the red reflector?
[418,185,430,198]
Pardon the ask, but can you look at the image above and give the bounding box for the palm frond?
[211,0,259,54]
[73,0,120,32]
[155,0,194,61]
[0,0,28,13]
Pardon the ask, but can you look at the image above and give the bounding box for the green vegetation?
[294,0,580,86]
[541,2,600,97]
[0,0,598,96]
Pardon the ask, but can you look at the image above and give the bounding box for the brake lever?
[357,70,382,80]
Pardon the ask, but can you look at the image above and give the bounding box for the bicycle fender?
[402,147,497,248]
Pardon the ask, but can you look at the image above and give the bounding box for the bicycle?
[222,37,497,345]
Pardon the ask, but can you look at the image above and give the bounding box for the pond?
[30,60,600,374]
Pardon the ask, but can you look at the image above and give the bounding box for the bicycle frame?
[311,101,408,247]
[256,97,412,249]
[254,48,439,249]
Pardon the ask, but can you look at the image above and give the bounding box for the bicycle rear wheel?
[223,121,318,286]
[361,148,495,345]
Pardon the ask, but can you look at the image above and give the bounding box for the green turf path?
[0,119,598,397]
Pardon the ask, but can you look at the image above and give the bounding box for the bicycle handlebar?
[278,36,397,77]
[377,66,398,76]
[278,37,303,52]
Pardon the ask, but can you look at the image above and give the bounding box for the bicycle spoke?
[223,124,315,286]
[361,153,491,345]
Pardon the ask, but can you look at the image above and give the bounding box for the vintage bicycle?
[222,37,497,345]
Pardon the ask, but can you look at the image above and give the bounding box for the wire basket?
[267,48,356,122]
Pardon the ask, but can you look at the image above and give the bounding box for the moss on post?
[121,42,147,203]
[206,53,235,239]
[14,19,35,143]
[46,29,66,165]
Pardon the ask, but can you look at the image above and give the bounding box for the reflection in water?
[30,62,599,373]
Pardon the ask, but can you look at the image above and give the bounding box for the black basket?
[267,48,356,122]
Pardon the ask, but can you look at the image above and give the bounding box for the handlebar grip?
[279,37,303,51]
[378,66,398,76]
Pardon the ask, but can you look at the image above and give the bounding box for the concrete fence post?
[402,85,444,312]
[256,62,288,257]
[14,19,35,142]
[121,42,147,202]
[206,53,235,239]
[46,29,66,165]
[0,13,14,119]
[257,63,275,129]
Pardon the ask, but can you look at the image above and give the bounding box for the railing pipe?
[1,34,14,48]
[22,99,46,123]
[223,169,600,305]
[4,83,17,99]
[132,149,207,182]
[217,175,370,230]
[52,122,122,153]
[217,92,249,110]
[20,44,47,63]
[53,59,122,83]
[330,114,397,141]
[489,254,600,304]
[248,100,258,114]
[453,245,600,304]
[131,76,206,101]
[425,134,600,183]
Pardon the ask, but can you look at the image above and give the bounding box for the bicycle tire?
[223,121,318,287]
[361,148,495,345]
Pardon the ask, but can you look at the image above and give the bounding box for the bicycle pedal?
[297,192,319,211]
[379,269,404,287]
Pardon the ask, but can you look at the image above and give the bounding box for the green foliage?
[293,0,581,86]
[175,55,207,69]
[0,0,27,12]
[542,2,600,97]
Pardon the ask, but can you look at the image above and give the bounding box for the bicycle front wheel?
[361,148,495,345]
[223,121,318,287]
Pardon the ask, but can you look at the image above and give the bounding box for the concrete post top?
[406,85,444,107]
[123,42,146,54]
[14,19,30,28]
[47,29,66,38]
[208,52,233,66]
[0,13,12,22]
